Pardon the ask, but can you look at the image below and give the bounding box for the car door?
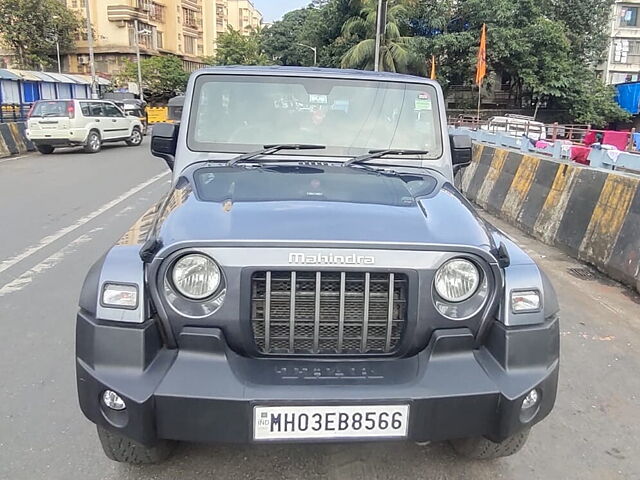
[85,102,107,138]
[102,102,131,140]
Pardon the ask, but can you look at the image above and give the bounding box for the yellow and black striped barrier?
[460,143,640,294]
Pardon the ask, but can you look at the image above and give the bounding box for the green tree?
[0,0,81,69]
[261,8,318,66]
[214,27,271,66]
[118,55,188,104]
[340,0,423,73]
[559,70,630,127]
[405,0,623,124]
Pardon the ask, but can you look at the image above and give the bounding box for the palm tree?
[340,0,420,74]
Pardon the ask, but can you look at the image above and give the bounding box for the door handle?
[112,119,117,122]
[95,119,100,123]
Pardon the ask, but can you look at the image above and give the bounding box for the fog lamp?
[102,390,126,411]
[522,389,540,411]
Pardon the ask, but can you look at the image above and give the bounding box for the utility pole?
[296,43,317,67]
[134,19,144,103]
[56,40,61,74]
[52,16,61,74]
[374,0,387,72]
[84,0,98,98]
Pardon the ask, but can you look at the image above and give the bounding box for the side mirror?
[450,133,473,174]
[151,122,179,171]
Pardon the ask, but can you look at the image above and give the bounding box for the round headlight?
[172,254,221,300]
[434,258,480,303]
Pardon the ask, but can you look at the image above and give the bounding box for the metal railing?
[448,115,636,151]
[0,104,31,123]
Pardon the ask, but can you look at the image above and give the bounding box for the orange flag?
[475,24,487,85]
[430,55,436,80]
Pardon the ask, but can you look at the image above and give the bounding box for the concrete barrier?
[461,144,640,293]
[0,121,36,158]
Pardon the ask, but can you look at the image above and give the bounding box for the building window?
[157,31,164,49]
[136,0,151,11]
[620,6,638,27]
[185,35,196,55]
[183,8,198,28]
[613,39,640,64]
[150,3,165,22]
[129,21,153,49]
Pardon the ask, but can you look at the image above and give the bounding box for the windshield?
[193,165,438,206]
[188,75,443,158]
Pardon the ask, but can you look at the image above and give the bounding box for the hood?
[152,182,494,250]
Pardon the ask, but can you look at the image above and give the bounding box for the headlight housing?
[434,258,480,303]
[172,254,221,300]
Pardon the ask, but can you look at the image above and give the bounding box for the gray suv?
[76,67,559,464]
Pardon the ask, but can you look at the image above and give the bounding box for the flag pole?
[477,82,482,122]
[475,24,487,124]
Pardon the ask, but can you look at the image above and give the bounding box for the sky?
[253,0,311,22]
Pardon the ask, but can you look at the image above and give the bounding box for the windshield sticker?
[415,93,432,111]
[309,94,328,105]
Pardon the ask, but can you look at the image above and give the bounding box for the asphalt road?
[0,142,639,480]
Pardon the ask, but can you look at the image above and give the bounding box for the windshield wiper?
[227,144,326,166]
[344,149,429,167]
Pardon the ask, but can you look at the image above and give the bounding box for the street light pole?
[296,43,317,67]
[374,0,385,72]
[84,0,98,98]
[56,40,61,74]
[52,15,62,74]
[134,19,144,103]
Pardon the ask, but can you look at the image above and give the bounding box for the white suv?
[26,99,144,154]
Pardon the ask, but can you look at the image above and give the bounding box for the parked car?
[480,114,547,141]
[76,67,559,465]
[26,99,144,154]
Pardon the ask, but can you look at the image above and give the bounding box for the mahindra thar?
[76,66,559,464]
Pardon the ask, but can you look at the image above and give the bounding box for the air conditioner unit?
[78,55,90,65]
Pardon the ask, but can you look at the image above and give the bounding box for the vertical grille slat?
[289,272,296,352]
[338,272,346,352]
[360,273,371,354]
[251,270,408,356]
[385,273,395,353]
[313,272,321,353]
[265,272,271,352]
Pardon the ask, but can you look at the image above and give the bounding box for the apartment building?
[64,0,207,75]
[603,0,640,84]
[0,0,263,76]
[202,0,263,57]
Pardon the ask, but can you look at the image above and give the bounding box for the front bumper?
[76,313,559,446]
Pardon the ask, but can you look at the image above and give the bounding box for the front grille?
[251,271,408,355]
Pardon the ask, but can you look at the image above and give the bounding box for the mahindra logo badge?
[289,253,375,265]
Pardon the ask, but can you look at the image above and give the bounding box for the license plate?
[253,404,409,441]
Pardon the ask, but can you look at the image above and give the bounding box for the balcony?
[107,4,147,22]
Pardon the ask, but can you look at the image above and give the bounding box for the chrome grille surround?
[251,271,408,355]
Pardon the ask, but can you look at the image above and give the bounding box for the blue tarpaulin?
[615,82,640,115]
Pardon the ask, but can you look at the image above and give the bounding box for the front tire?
[96,425,175,465]
[36,145,55,155]
[84,131,101,154]
[126,127,143,146]
[450,429,530,460]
